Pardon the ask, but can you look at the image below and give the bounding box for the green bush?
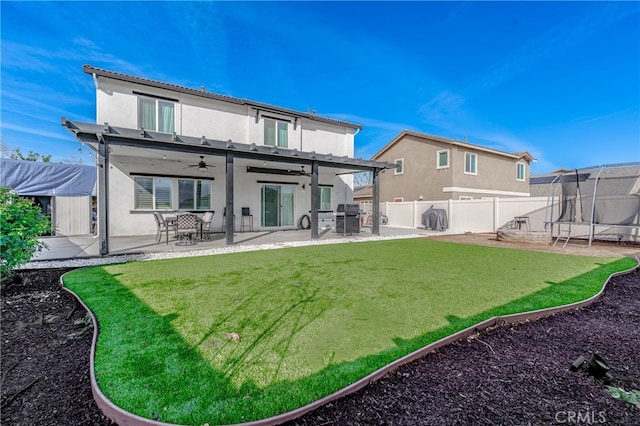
[0,187,50,279]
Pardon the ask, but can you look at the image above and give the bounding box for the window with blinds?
[134,177,172,209]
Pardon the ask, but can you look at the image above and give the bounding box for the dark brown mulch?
[1,268,114,426]
[1,268,639,426]
[289,269,640,426]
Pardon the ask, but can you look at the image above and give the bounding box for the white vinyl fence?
[360,197,550,233]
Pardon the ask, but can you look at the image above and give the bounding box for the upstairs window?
[138,98,175,133]
[394,158,404,175]
[264,118,288,148]
[437,149,450,169]
[516,162,526,181]
[464,152,477,175]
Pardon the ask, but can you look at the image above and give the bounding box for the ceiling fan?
[184,155,213,171]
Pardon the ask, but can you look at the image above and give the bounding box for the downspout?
[92,74,99,124]
[299,117,303,151]
[247,106,251,144]
[351,128,360,159]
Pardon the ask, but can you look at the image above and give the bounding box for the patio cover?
[0,159,96,196]
[61,119,396,253]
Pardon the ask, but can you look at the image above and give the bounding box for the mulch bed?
[2,267,639,426]
[1,268,114,426]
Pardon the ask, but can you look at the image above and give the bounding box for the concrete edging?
[60,258,639,426]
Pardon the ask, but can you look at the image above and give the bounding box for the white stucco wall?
[180,98,247,143]
[107,163,351,236]
[301,120,354,157]
[96,76,355,154]
[96,75,358,236]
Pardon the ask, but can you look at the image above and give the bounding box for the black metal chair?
[175,213,198,245]
[241,207,253,232]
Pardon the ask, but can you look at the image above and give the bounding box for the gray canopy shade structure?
[0,158,96,196]
[61,118,397,254]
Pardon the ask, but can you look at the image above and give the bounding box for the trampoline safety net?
[555,164,640,226]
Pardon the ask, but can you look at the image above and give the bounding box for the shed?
[0,159,97,236]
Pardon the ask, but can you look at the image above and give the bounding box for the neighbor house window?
[134,177,172,209]
[319,186,331,211]
[516,162,526,181]
[138,98,175,133]
[178,179,211,210]
[464,152,477,175]
[394,197,404,202]
[264,118,288,148]
[437,149,450,169]
[459,196,473,200]
[394,158,404,175]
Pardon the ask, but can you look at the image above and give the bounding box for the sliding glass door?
[261,185,294,227]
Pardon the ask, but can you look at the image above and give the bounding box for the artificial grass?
[63,238,636,425]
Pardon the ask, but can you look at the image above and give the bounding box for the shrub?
[0,187,50,279]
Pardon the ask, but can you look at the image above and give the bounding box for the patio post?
[97,133,109,255]
[372,167,380,236]
[310,161,319,239]
[225,152,234,245]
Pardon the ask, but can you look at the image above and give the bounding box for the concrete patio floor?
[30,226,450,262]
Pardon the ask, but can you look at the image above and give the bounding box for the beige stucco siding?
[378,135,454,201]
[449,147,530,197]
[375,133,531,202]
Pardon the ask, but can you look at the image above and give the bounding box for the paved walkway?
[29,226,450,262]
[27,228,640,269]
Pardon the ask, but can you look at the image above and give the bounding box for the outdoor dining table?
[165,214,204,241]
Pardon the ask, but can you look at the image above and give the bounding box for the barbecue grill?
[335,204,361,235]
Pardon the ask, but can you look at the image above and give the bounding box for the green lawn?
[63,239,635,425]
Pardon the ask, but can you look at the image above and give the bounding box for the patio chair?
[153,212,172,244]
[175,213,199,245]
[201,211,214,240]
[241,207,254,232]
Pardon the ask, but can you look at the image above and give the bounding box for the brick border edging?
[60,258,639,426]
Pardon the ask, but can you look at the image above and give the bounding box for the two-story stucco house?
[62,65,394,254]
[372,130,535,202]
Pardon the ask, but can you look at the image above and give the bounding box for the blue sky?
[1,1,639,174]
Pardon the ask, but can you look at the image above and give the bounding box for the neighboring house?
[0,159,96,236]
[372,130,535,202]
[62,65,394,253]
[353,185,373,203]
